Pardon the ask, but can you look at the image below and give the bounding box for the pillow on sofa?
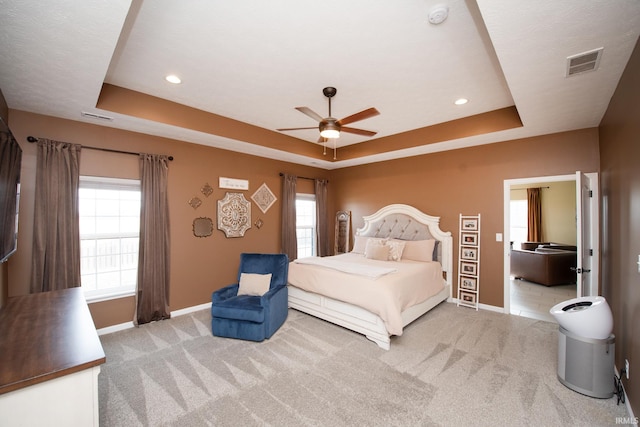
[237,273,272,296]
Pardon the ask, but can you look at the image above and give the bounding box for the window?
[510,199,528,249]
[79,176,141,301]
[296,194,316,258]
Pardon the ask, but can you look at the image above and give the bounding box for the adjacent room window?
[296,194,316,257]
[510,199,528,249]
[79,176,141,301]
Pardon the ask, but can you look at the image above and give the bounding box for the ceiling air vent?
[566,48,603,77]
[81,111,114,121]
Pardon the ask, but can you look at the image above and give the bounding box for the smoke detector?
[428,4,449,25]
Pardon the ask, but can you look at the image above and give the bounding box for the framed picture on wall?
[461,247,478,261]
[462,218,478,231]
[460,261,477,276]
[461,233,477,246]
[460,276,477,291]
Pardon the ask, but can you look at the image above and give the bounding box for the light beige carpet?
[98,302,627,426]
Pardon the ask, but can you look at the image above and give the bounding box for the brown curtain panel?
[281,174,297,261]
[135,154,171,325]
[0,128,21,261]
[30,139,81,293]
[315,179,329,257]
[527,187,542,242]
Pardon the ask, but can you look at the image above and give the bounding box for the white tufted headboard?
[356,204,453,287]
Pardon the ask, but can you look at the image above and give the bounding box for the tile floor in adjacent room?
[510,277,577,322]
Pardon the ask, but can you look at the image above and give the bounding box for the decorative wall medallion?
[188,196,202,209]
[217,192,251,238]
[254,218,264,229]
[201,182,214,197]
[251,183,277,214]
[193,217,213,237]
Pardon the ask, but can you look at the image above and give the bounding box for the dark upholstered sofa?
[510,242,577,286]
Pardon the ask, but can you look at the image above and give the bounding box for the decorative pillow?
[352,235,369,254]
[365,244,390,261]
[386,239,406,261]
[363,237,387,257]
[237,273,272,296]
[401,239,437,262]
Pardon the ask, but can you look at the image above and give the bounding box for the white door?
[575,171,593,297]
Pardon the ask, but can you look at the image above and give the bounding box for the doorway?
[502,172,599,320]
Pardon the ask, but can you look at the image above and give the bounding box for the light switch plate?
[496,233,503,242]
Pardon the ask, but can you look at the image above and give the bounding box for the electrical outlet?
[625,359,630,380]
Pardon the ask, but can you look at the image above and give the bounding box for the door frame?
[502,173,599,314]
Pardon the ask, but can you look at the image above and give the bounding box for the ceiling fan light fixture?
[320,122,340,139]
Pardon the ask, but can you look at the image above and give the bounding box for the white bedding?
[288,252,445,336]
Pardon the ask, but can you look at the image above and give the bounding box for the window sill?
[85,290,135,304]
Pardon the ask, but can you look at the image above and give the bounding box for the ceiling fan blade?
[340,126,377,137]
[317,136,328,144]
[337,107,380,126]
[295,107,324,123]
[276,126,318,132]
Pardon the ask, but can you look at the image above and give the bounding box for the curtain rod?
[279,172,328,183]
[26,136,174,161]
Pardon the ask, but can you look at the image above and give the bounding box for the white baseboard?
[96,302,212,336]
[450,298,503,313]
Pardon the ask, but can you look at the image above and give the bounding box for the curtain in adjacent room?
[30,139,81,293]
[135,154,171,325]
[0,128,21,261]
[315,179,329,257]
[527,187,542,242]
[281,174,297,261]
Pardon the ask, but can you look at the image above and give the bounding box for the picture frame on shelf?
[460,261,477,276]
[461,247,478,261]
[461,232,477,246]
[460,291,477,304]
[460,276,477,291]
[462,218,478,231]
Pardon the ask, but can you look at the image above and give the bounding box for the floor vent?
[566,48,603,77]
[81,111,114,121]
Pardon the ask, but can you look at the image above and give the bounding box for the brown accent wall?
[6,110,324,328]
[329,129,600,307]
[599,37,640,415]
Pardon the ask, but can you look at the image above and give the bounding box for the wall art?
[217,192,251,237]
[219,177,249,190]
[201,182,214,197]
[251,183,277,214]
[188,197,202,209]
[193,217,213,237]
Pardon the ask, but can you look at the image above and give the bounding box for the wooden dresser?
[0,287,106,426]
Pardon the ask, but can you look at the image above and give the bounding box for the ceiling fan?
[277,87,380,158]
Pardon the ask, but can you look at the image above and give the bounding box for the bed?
[287,204,453,350]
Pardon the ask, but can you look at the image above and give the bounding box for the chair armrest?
[211,284,239,303]
[261,284,288,334]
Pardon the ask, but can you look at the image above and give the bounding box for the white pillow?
[365,244,390,261]
[352,235,369,254]
[364,238,387,258]
[401,239,436,262]
[237,273,272,296]
[386,240,406,261]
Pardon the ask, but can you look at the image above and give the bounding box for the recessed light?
[454,98,468,105]
[165,75,182,84]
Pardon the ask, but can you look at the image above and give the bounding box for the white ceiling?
[1,0,639,169]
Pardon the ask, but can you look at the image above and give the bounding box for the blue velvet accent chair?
[211,253,289,341]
